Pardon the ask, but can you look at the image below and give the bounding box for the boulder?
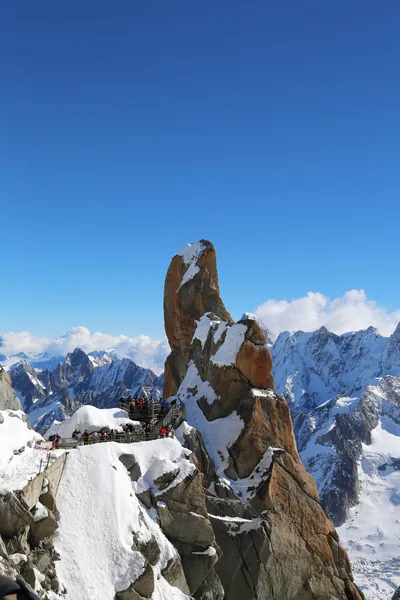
[0,492,33,538]
[116,562,154,599]
[161,554,190,595]
[157,503,214,548]
[181,545,219,594]
[194,570,225,600]
[30,509,57,544]
[119,454,142,482]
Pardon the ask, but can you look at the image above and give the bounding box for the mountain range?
[4,321,400,597]
[8,348,163,433]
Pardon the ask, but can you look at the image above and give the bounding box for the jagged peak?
[176,239,211,264]
[391,321,400,339]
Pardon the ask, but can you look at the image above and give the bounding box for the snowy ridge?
[54,440,191,600]
[271,325,399,411]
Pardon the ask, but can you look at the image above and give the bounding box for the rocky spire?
[163,240,365,600]
[163,240,232,399]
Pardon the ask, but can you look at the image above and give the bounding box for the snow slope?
[54,440,191,600]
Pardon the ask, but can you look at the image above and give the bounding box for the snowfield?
[54,440,192,600]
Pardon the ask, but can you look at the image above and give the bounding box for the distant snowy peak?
[11,348,164,432]
[88,350,115,367]
[272,323,400,411]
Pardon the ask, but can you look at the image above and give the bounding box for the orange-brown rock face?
[163,240,364,600]
[163,240,232,399]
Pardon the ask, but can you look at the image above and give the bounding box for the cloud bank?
[1,291,399,373]
[255,289,400,337]
[0,327,170,375]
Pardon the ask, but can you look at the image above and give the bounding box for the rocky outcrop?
[0,366,22,411]
[164,240,364,600]
[163,241,233,399]
[0,470,65,598]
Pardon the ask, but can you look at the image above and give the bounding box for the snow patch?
[211,324,247,367]
[177,362,244,477]
[177,241,206,289]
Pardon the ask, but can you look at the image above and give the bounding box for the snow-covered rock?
[46,405,141,439]
[53,440,201,600]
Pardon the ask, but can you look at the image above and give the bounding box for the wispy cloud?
[255,290,400,337]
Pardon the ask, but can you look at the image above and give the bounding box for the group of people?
[159,426,171,438]
[127,396,150,418]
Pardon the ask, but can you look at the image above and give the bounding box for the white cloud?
[0,326,170,375]
[255,290,400,337]
[1,291,399,372]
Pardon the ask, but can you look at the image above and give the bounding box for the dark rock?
[161,554,190,594]
[30,510,57,544]
[154,468,180,491]
[40,490,56,513]
[181,545,219,594]
[32,549,52,572]
[392,586,400,600]
[116,562,154,599]
[119,454,137,471]
[134,535,160,567]
[20,561,36,589]
[194,570,225,600]
[0,492,33,538]
[136,491,152,509]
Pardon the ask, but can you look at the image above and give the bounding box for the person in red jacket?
[159,427,166,438]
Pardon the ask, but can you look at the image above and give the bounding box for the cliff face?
[163,240,232,399]
[0,366,22,411]
[164,240,364,600]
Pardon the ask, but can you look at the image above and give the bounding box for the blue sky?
[1,0,400,340]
